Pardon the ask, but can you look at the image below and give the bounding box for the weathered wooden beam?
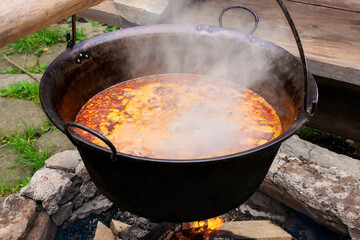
[287,0,360,13]
[0,0,104,47]
[77,0,135,28]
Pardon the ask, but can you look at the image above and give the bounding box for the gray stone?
[0,97,48,134]
[20,167,74,215]
[260,136,360,239]
[25,209,57,240]
[0,194,56,240]
[0,53,39,72]
[51,202,73,226]
[38,43,67,66]
[114,0,192,25]
[59,177,81,205]
[75,22,108,38]
[120,226,149,239]
[45,150,81,172]
[80,180,98,199]
[239,191,289,223]
[36,130,77,155]
[0,74,39,87]
[75,160,91,183]
[73,193,86,210]
[0,194,37,239]
[68,194,113,224]
[0,145,31,186]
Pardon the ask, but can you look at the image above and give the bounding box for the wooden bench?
[77,0,360,141]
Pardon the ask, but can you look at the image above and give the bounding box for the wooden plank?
[220,220,292,240]
[287,0,360,13]
[77,0,135,28]
[0,0,104,47]
[161,0,360,86]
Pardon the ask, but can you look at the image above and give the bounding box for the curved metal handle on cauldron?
[218,5,259,35]
[64,122,118,162]
[276,0,315,115]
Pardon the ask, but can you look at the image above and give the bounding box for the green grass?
[0,80,40,103]
[7,26,66,56]
[0,122,55,197]
[297,126,360,159]
[103,25,121,33]
[0,66,22,74]
[0,170,30,196]
[1,123,54,171]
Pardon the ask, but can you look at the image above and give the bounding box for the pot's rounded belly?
[75,74,282,159]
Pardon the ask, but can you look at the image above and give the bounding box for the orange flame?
[192,217,224,233]
[169,217,224,240]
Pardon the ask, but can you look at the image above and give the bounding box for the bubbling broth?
[75,74,282,159]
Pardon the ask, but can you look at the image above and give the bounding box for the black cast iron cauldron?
[40,1,317,222]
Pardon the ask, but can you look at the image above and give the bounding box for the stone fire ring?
[0,136,359,239]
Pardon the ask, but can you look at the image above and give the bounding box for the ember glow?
[75,74,282,159]
[193,217,224,233]
[169,217,224,240]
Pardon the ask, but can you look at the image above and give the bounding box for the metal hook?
[67,14,77,49]
[275,0,314,115]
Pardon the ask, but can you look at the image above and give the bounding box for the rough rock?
[59,177,81,205]
[75,160,91,182]
[260,136,360,239]
[73,193,86,210]
[120,226,149,239]
[51,202,73,226]
[0,97,48,134]
[0,145,31,186]
[25,210,57,240]
[0,194,37,239]
[68,194,113,224]
[45,150,81,172]
[0,74,39,87]
[0,194,56,240]
[114,0,192,25]
[93,221,115,240]
[240,191,289,223]
[36,130,77,155]
[20,167,74,215]
[80,180,98,199]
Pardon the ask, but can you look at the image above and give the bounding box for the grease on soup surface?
[75,74,282,159]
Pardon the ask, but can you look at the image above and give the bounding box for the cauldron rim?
[40,24,318,164]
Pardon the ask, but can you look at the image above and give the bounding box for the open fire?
[167,217,224,240]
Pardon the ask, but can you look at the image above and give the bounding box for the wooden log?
[287,0,360,13]
[78,0,136,28]
[93,221,115,240]
[0,0,104,47]
[219,220,292,240]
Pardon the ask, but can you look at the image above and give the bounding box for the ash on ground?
[55,204,343,240]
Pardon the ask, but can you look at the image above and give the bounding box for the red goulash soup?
[75,74,282,159]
